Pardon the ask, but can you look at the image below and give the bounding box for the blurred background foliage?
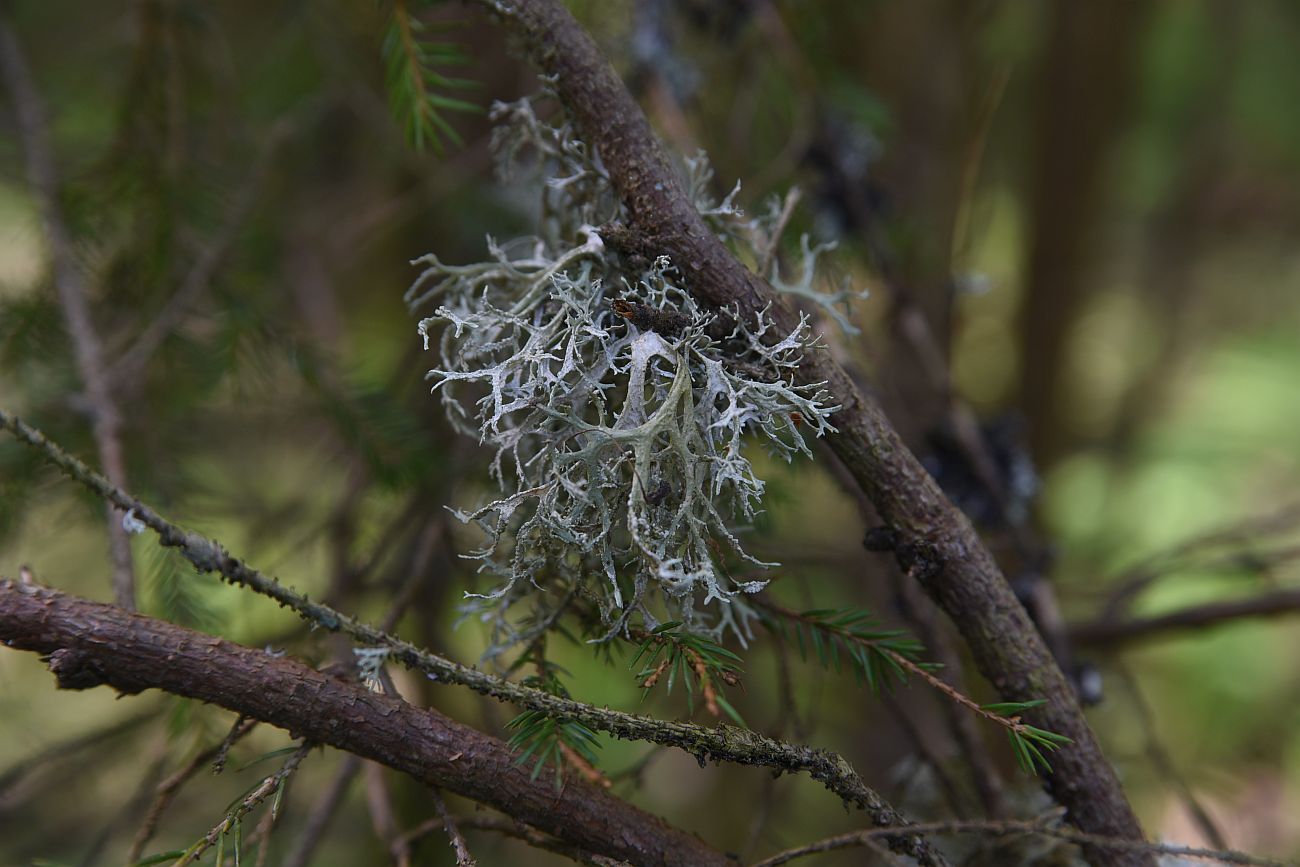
[1,0,1298,864]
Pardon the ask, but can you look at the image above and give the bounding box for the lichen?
[407,92,862,651]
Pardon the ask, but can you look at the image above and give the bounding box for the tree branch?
[471,2,1149,862]
[749,818,1287,867]
[280,754,362,867]
[0,407,943,865]
[0,579,732,867]
[0,13,136,608]
[126,716,260,863]
[1071,587,1300,648]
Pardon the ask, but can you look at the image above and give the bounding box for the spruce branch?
[755,598,1072,775]
[0,581,734,867]
[126,717,260,864]
[382,0,480,152]
[0,409,943,865]
[165,741,312,867]
[630,621,746,725]
[506,658,604,791]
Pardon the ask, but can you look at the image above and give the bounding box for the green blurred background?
[1,1,1298,864]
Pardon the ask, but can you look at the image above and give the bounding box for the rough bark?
[481,1,1151,863]
[0,579,734,867]
[0,407,944,866]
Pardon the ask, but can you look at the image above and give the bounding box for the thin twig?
[879,690,967,817]
[756,598,1035,740]
[0,407,941,865]
[79,745,170,867]
[429,790,477,867]
[126,716,260,863]
[1097,503,1300,620]
[0,707,155,803]
[0,14,136,608]
[1072,587,1300,648]
[253,806,277,867]
[757,187,802,277]
[279,754,363,867]
[211,715,258,775]
[892,574,1006,818]
[749,819,1290,867]
[417,814,625,866]
[171,741,313,867]
[1114,664,1228,850]
[365,762,409,867]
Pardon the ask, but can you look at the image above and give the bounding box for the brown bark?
[0,579,735,867]
[483,1,1151,863]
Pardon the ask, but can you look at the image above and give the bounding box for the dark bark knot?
[862,526,945,583]
[46,647,115,691]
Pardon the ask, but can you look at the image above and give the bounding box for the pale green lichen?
[407,93,863,649]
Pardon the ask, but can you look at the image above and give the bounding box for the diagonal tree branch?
[0,408,944,866]
[0,579,733,867]
[471,2,1150,863]
[0,14,136,609]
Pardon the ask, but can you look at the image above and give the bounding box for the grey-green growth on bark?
[409,93,862,647]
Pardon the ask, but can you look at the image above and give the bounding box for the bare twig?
[0,707,155,804]
[398,813,620,866]
[279,754,363,867]
[1098,504,1300,621]
[756,187,802,278]
[0,14,136,608]
[1072,587,1300,648]
[211,715,258,775]
[0,408,940,864]
[171,741,313,867]
[879,690,967,817]
[365,762,409,867]
[750,818,1289,867]
[78,745,170,867]
[891,574,1006,818]
[1113,664,1228,850]
[126,716,260,863]
[429,789,477,867]
[253,804,277,867]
